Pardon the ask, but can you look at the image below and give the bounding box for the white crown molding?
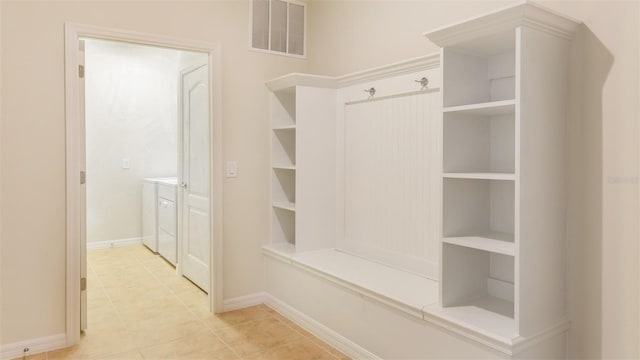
[424,1,581,46]
[265,73,336,92]
[265,53,440,91]
[335,53,440,87]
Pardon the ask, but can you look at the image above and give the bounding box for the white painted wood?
[271,91,296,128]
[342,90,439,277]
[443,99,515,116]
[428,3,578,350]
[444,112,515,174]
[272,207,296,245]
[423,1,580,45]
[272,168,295,204]
[443,173,515,180]
[516,25,570,337]
[295,86,337,252]
[181,64,211,292]
[443,234,515,256]
[78,39,87,333]
[264,294,383,360]
[272,128,296,167]
[0,333,66,360]
[272,201,296,212]
[142,180,158,252]
[265,254,517,358]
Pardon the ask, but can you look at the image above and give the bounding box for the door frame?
[64,22,224,346]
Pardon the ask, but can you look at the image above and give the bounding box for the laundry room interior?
[84,38,209,292]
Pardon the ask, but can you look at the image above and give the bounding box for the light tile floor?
[19,245,348,360]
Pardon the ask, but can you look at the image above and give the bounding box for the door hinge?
[80,171,86,185]
[79,65,85,78]
[80,277,87,291]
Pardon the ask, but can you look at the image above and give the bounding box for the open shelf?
[273,201,296,212]
[444,111,514,174]
[271,89,296,128]
[443,99,515,116]
[442,36,515,108]
[272,206,295,245]
[442,243,515,322]
[273,165,296,170]
[443,178,514,239]
[443,232,515,256]
[272,169,295,205]
[426,296,515,341]
[443,172,514,181]
[273,128,296,167]
[273,125,296,131]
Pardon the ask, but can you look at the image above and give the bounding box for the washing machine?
[142,177,178,265]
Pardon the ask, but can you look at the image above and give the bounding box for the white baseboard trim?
[264,293,381,360]
[87,237,142,250]
[222,292,266,312]
[0,333,66,360]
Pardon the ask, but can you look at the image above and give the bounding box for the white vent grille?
[250,0,306,57]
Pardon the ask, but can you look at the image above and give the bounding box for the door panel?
[181,64,211,292]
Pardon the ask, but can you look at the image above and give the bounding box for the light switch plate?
[122,158,130,169]
[226,161,237,178]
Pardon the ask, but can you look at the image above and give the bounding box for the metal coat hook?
[415,77,429,90]
[364,87,376,98]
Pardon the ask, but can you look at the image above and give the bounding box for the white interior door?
[79,39,88,331]
[180,64,211,292]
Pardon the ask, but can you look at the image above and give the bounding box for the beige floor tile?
[49,245,345,360]
[11,352,47,360]
[243,339,337,360]
[200,306,273,330]
[214,317,303,356]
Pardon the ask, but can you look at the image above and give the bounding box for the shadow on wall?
[567,24,612,359]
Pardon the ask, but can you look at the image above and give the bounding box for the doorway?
[64,23,223,346]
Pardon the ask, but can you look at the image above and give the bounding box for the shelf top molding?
[424,1,581,47]
[265,53,440,91]
[265,73,337,92]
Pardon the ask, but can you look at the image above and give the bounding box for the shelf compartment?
[443,111,515,173]
[443,172,515,181]
[443,232,515,256]
[442,243,514,319]
[272,128,296,167]
[443,99,515,116]
[272,206,295,245]
[442,41,515,107]
[443,178,514,239]
[273,201,296,212]
[272,168,295,204]
[271,89,296,128]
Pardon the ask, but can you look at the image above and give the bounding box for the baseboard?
[264,293,381,360]
[87,237,142,250]
[0,333,66,360]
[222,292,266,312]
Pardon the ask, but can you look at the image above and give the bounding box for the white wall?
[85,39,201,244]
[0,0,309,345]
[308,1,639,358]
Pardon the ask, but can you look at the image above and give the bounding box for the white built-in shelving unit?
[425,1,579,343]
[267,74,337,254]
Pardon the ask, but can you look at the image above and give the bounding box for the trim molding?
[64,22,225,346]
[336,54,440,87]
[86,237,142,250]
[222,292,267,312]
[265,53,440,91]
[264,294,382,360]
[0,333,66,360]
[424,1,580,46]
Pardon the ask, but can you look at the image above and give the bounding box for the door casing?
[64,22,224,346]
